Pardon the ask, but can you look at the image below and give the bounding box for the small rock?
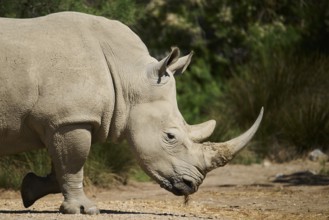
[275,173,284,178]
[308,149,328,162]
[262,159,272,167]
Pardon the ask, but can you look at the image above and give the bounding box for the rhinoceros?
[0,12,263,214]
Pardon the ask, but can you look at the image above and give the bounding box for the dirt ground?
[0,159,328,220]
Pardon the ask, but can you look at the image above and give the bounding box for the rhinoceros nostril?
[182,178,194,190]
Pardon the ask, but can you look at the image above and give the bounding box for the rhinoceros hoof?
[21,172,39,208]
[60,199,100,214]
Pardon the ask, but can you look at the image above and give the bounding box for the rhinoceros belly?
[0,41,42,155]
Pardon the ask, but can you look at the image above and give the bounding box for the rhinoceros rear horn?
[202,107,264,172]
[188,119,216,143]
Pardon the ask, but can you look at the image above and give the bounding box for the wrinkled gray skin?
[0,12,263,214]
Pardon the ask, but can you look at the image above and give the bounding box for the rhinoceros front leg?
[47,124,99,214]
[21,165,61,208]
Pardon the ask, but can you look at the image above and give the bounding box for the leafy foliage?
[0,0,140,24]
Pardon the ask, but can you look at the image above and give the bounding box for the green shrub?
[231,148,262,165]
[0,149,50,189]
[84,141,136,187]
[0,142,138,189]
[216,52,329,160]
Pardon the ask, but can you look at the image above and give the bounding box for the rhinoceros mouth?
[146,168,203,196]
[160,176,201,196]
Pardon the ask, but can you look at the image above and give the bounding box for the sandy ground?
[0,159,328,219]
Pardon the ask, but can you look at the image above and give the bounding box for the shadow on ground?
[100,210,191,218]
[0,209,191,218]
[215,170,329,188]
[0,210,57,214]
[273,171,329,186]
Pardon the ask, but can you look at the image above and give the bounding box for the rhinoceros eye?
[164,129,180,145]
[166,133,175,140]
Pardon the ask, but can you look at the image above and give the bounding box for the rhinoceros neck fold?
[101,43,129,142]
[96,18,156,142]
[100,41,152,141]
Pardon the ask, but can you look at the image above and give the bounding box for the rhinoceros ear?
[148,47,180,84]
[158,47,180,77]
[168,51,193,76]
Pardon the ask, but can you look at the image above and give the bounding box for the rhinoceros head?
[127,47,263,196]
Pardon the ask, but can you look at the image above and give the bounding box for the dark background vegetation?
[0,0,328,188]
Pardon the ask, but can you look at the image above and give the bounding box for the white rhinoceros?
[0,12,263,214]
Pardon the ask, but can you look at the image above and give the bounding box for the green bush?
[0,150,50,189]
[217,52,329,161]
[84,142,136,187]
[0,142,136,189]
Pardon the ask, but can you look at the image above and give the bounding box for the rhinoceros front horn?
[202,107,264,172]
